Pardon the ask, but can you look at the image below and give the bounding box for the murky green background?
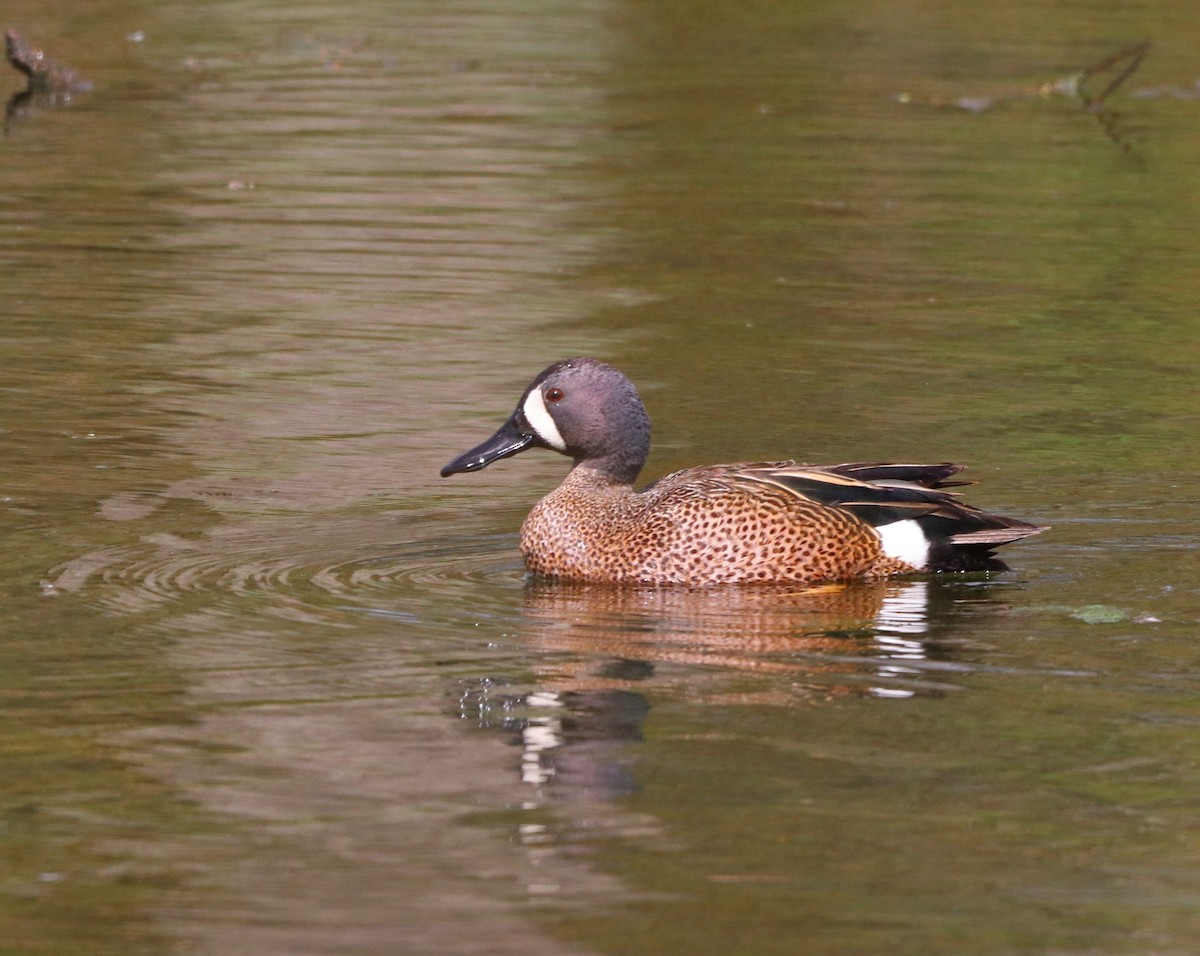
[4,0,1200,953]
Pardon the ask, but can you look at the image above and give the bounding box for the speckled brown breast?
[519,463,908,586]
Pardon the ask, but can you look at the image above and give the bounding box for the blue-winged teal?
[441,358,1044,586]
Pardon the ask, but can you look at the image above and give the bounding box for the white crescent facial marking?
[522,388,567,451]
[875,519,930,569]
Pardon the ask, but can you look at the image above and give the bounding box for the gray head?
[440,358,652,484]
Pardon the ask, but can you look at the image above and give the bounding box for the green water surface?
[3,0,1200,954]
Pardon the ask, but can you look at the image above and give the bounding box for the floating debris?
[6,28,90,94]
[1016,603,1161,625]
[4,28,92,131]
[1129,79,1200,101]
[896,41,1153,157]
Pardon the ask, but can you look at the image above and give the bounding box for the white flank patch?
[875,519,930,569]
[522,388,567,451]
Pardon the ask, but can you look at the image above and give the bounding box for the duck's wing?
[735,461,1045,570]
[822,461,972,489]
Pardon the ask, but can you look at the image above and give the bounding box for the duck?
[440,358,1044,586]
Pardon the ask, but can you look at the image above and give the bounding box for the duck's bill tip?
[439,461,466,477]
[440,417,536,477]
[440,455,488,477]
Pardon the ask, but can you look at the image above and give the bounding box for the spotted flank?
[441,358,1045,586]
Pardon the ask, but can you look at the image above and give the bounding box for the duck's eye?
[545,387,565,403]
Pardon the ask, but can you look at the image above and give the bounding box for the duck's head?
[440,358,651,484]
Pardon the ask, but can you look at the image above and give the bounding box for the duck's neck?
[569,457,641,489]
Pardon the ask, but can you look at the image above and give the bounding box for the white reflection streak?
[875,581,930,636]
[871,582,929,699]
[520,691,565,786]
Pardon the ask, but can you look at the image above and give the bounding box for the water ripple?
[47,518,525,621]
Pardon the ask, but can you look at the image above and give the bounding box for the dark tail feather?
[927,518,1046,572]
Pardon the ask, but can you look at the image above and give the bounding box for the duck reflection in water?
[461,577,1002,802]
